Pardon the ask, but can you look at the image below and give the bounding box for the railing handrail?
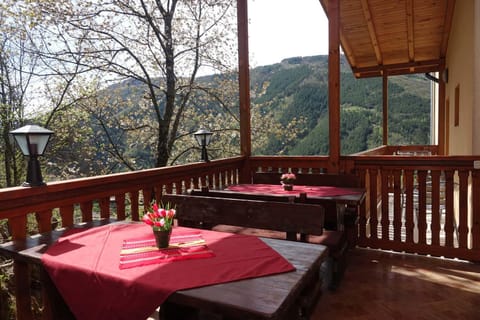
[0,156,246,220]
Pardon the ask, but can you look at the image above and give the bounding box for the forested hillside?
[100,54,431,165]
[249,55,431,155]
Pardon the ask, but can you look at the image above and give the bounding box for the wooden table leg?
[39,267,75,320]
[13,260,32,320]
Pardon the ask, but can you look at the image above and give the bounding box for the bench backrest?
[252,172,360,188]
[188,188,295,203]
[161,194,324,236]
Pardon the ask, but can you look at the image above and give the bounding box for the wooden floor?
[312,248,480,320]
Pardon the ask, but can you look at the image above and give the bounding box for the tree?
[31,0,238,169]
[0,3,38,187]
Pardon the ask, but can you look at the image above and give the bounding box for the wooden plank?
[80,201,93,222]
[237,0,251,163]
[369,168,379,240]
[444,170,455,247]
[404,170,415,244]
[440,0,456,57]
[129,190,140,221]
[380,170,390,241]
[417,170,427,245]
[406,0,414,61]
[99,197,110,219]
[115,194,126,220]
[457,170,469,249]
[382,73,388,144]
[393,170,402,241]
[13,260,32,320]
[162,194,325,236]
[165,238,328,320]
[189,188,295,203]
[472,170,480,250]
[60,205,74,228]
[36,210,53,233]
[328,0,341,172]
[360,0,382,64]
[430,170,441,246]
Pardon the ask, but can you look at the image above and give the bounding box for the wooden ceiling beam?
[340,33,357,68]
[320,0,357,68]
[440,0,456,57]
[353,59,444,78]
[353,58,444,73]
[360,0,382,64]
[406,0,415,61]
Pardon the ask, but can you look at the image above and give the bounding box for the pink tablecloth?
[42,224,295,320]
[227,183,362,197]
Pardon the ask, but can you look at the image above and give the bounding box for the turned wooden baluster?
[404,170,415,244]
[416,171,427,245]
[430,170,441,246]
[457,170,469,249]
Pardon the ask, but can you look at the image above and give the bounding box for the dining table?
[226,183,366,207]
[225,183,366,244]
[0,220,329,320]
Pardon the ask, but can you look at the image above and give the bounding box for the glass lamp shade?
[193,128,213,147]
[10,125,54,156]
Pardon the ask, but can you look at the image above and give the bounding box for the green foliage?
[250,55,431,155]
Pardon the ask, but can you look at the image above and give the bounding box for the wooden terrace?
[1,0,480,319]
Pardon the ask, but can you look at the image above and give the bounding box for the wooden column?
[438,69,446,155]
[328,0,340,172]
[237,0,252,182]
[382,72,388,145]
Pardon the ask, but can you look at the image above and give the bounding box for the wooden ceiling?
[320,0,456,78]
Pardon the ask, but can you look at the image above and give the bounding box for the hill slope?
[249,55,431,155]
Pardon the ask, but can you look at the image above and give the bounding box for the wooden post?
[328,0,340,173]
[438,70,446,155]
[382,72,388,145]
[237,0,252,183]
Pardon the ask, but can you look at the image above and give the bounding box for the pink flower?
[143,202,176,231]
[158,208,167,218]
[166,209,176,219]
[280,172,296,184]
[142,214,153,226]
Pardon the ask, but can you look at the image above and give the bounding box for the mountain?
[249,55,431,155]
[101,55,431,160]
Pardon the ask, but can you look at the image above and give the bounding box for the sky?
[248,0,329,67]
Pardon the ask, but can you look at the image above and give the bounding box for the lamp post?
[193,128,213,162]
[10,125,54,187]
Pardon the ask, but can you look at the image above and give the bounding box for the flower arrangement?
[142,202,176,232]
[280,172,296,185]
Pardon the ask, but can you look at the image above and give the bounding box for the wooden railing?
[2,152,478,259]
[1,151,480,319]
[352,155,480,262]
[248,153,480,262]
[248,155,334,175]
[0,157,245,241]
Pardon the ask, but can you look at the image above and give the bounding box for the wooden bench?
[252,172,361,241]
[161,193,325,241]
[163,192,346,290]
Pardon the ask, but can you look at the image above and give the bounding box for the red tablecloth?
[227,183,362,197]
[42,224,295,320]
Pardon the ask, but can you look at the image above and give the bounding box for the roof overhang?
[320,0,456,78]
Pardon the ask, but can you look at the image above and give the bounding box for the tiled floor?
[312,248,480,319]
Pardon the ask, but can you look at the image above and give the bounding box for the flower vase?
[283,184,293,191]
[153,230,172,249]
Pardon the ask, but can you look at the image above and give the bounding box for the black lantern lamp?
[193,128,213,162]
[10,125,54,187]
